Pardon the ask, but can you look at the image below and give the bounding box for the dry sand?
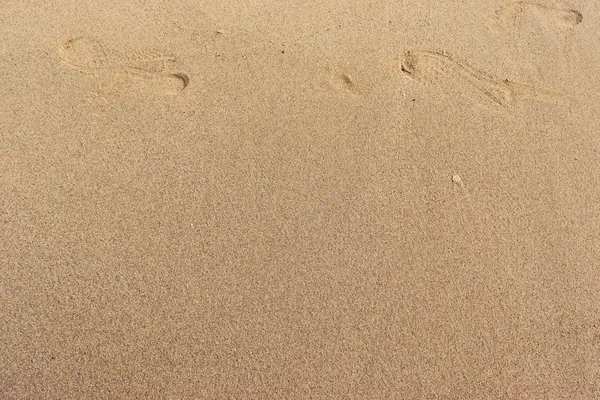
[1,1,599,398]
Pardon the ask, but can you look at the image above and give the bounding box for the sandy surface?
[1,1,599,398]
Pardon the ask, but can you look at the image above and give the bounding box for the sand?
[1,0,599,398]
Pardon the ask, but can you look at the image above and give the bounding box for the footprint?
[399,50,567,109]
[495,2,582,29]
[59,37,189,95]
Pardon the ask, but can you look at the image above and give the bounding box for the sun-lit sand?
[1,1,599,398]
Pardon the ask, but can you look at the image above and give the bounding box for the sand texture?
[1,1,600,398]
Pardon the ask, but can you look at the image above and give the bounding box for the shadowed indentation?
[399,49,568,109]
[59,37,190,95]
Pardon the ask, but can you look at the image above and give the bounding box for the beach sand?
[1,1,599,398]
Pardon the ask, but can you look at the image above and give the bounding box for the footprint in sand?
[59,37,189,96]
[399,49,568,109]
[494,2,582,30]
